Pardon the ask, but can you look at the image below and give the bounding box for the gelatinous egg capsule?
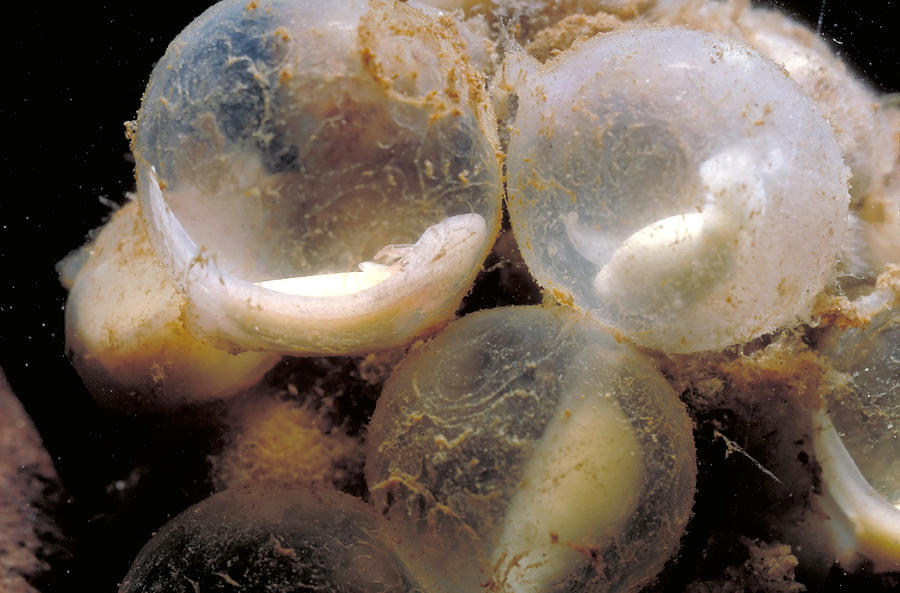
[809,292,900,571]
[119,485,424,593]
[134,0,502,355]
[366,305,696,593]
[821,300,900,503]
[61,201,279,407]
[505,28,849,353]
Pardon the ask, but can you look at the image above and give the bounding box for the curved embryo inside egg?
[820,305,900,506]
[507,28,850,353]
[133,0,502,354]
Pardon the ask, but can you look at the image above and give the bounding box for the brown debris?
[210,392,363,492]
[685,537,805,593]
[526,11,623,61]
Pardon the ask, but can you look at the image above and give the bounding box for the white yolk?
[255,262,396,297]
[495,388,644,592]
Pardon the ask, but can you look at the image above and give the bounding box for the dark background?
[1,1,898,590]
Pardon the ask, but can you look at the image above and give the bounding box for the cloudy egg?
[506,28,849,353]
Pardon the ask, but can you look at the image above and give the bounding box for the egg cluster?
[59,0,900,591]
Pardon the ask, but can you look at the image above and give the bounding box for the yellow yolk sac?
[62,201,279,408]
[366,306,696,593]
[132,0,502,355]
[505,28,849,354]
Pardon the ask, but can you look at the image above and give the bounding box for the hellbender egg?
[133,0,502,355]
[820,304,900,507]
[366,305,696,593]
[119,485,424,593]
[506,28,849,353]
[807,296,900,572]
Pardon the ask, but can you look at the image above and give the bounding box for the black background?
[2,1,899,590]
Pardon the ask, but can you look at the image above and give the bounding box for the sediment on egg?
[506,28,849,353]
[129,0,504,355]
[647,0,900,211]
[63,200,279,408]
[367,306,696,593]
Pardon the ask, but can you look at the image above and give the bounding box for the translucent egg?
[820,304,900,507]
[796,290,900,572]
[134,0,502,355]
[810,408,900,574]
[506,28,849,353]
[366,306,696,593]
[119,485,424,593]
